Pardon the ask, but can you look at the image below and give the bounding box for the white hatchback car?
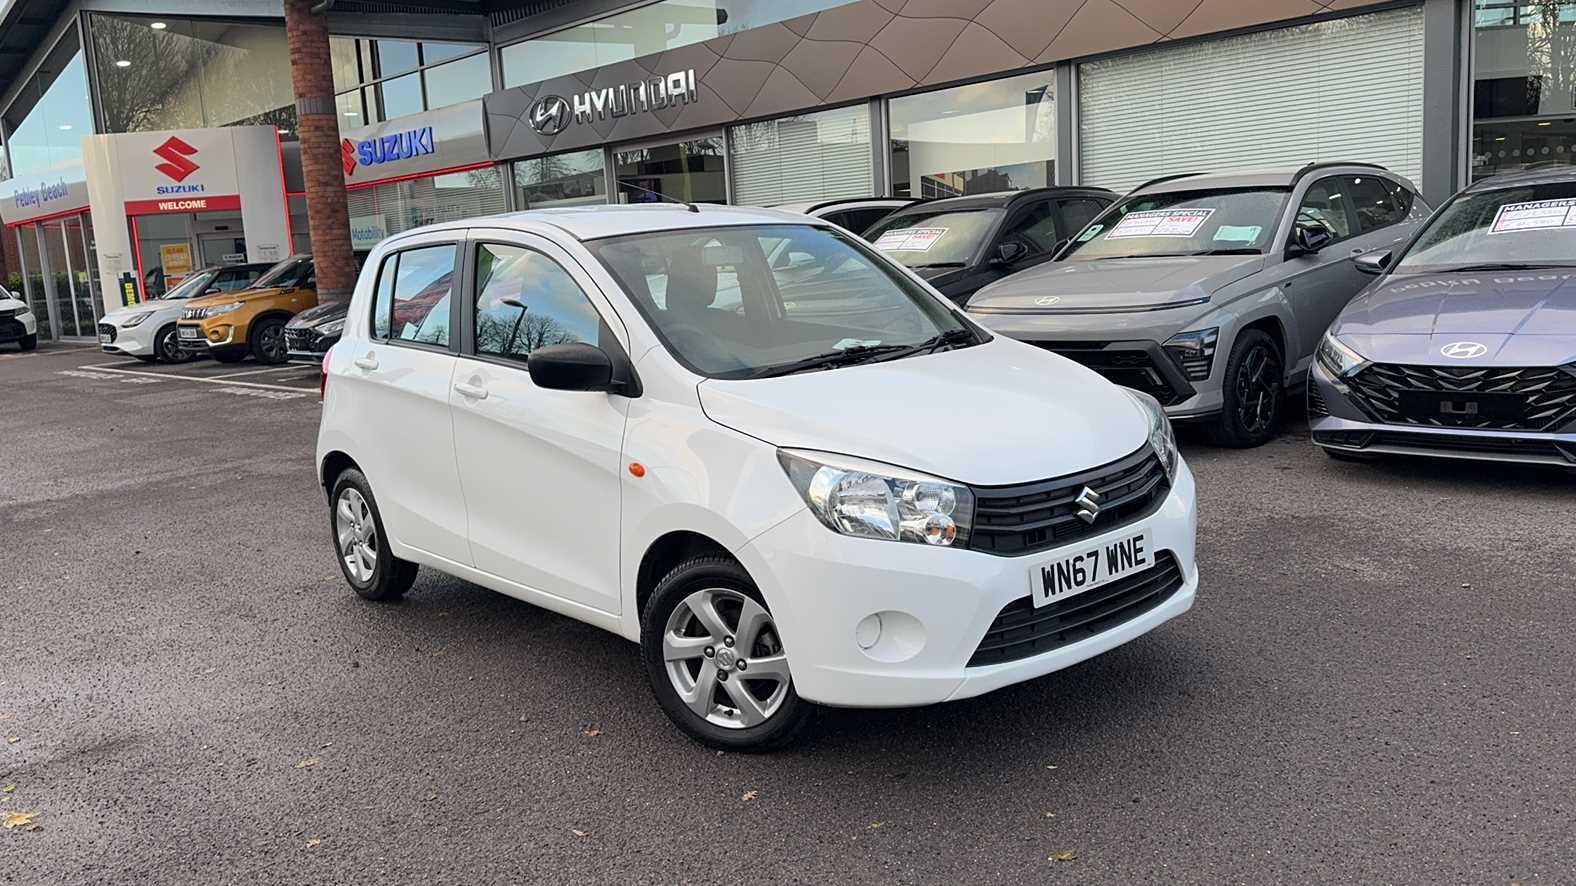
[99,264,270,362]
[316,205,1199,750]
[0,285,38,351]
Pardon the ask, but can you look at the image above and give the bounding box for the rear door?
[449,230,630,616]
[336,235,471,565]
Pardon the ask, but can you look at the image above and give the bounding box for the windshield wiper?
[744,343,911,378]
[908,261,966,269]
[865,328,977,363]
[1189,248,1261,256]
[1437,262,1576,273]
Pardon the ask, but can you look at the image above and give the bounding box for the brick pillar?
[284,0,356,302]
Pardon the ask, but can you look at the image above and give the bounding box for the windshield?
[863,208,1002,268]
[1061,188,1290,259]
[1394,182,1576,273]
[252,257,312,289]
[157,268,219,300]
[586,224,974,379]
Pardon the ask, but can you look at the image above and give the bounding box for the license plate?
[1399,389,1522,423]
[178,327,201,340]
[99,333,112,343]
[1029,530,1153,608]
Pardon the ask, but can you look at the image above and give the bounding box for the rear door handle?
[353,354,378,371]
[454,381,488,400]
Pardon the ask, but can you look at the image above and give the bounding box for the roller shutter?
[730,104,874,206]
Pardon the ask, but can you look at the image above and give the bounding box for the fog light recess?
[854,610,925,663]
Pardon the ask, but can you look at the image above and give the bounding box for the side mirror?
[1353,250,1393,275]
[205,287,221,295]
[528,342,630,394]
[994,241,1030,265]
[1290,224,1333,256]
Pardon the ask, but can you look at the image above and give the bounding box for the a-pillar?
[283,0,357,302]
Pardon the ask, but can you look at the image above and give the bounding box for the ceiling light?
[151,21,167,30]
[115,59,131,68]
[57,124,71,130]
[343,110,359,116]
[277,128,290,135]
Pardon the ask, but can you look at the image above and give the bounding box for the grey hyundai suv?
[965,164,1430,446]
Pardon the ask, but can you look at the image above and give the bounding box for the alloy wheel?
[259,325,285,362]
[662,588,790,729]
[1234,343,1281,435]
[335,488,377,583]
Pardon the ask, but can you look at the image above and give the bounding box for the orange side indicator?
[628,462,646,478]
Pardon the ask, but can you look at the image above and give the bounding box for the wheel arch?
[320,449,361,494]
[635,530,736,624]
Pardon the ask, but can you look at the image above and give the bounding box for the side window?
[473,243,603,364]
[370,244,455,346]
[1348,176,1405,232]
[1056,198,1108,238]
[998,201,1061,259]
[1384,179,1428,221]
[1296,178,1352,241]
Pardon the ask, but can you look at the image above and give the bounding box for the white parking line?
[82,363,318,393]
[207,364,316,379]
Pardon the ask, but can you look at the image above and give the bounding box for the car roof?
[1131,162,1397,195]
[389,203,829,243]
[880,186,1114,215]
[773,197,916,215]
[1460,164,1576,194]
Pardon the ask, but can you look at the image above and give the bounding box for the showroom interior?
[0,0,1566,343]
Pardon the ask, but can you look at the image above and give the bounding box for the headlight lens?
[200,301,244,318]
[1316,331,1367,378]
[315,318,345,336]
[1125,389,1178,481]
[778,450,974,547]
[1163,327,1219,381]
[121,311,154,327]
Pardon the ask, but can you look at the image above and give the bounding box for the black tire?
[211,347,247,363]
[1208,329,1284,448]
[250,317,288,364]
[154,324,192,363]
[640,556,815,752]
[328,467,418,602]
[19,333,36,352]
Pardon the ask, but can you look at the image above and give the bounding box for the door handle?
[353,354,378,371]
[454,381,488,400]
[1349,248,1366,255]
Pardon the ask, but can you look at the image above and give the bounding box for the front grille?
[285,328,323,352]
[0,319,22,341]
[1347,363,1576,432]
[969,446,1170,557]
[98,323,117,343]
[1034,343,1183,405]
[1307,383,1329,418]
[968,552,1183,667]
[0,307,18,319]
[181,307,203,320]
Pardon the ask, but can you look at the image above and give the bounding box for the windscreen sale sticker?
[1107,208,1215,239]
[874,227,947,251]
[1488,199,1576,234]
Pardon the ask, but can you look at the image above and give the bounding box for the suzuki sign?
[338,100,486,185]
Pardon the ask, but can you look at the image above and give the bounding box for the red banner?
[123,194,242,215]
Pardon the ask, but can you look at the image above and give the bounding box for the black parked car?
[862,187,1116,304]
[284,299,346,362]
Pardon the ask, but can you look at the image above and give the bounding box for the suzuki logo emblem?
[528,95,572,137]
[1035,296,1061,306]
[340,138,358,177]
[1074,486,1103,525]
[152,136,199,182]
[1440,341,1488,359]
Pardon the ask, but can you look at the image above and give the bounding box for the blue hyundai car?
[1310,166,1576,466]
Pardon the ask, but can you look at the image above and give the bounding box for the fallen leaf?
[571,829,588,837]
[1048,850,1077,862]
[581,728,602,738]
[1044,764,1058,770]
[295,757,320,769]
[5,737,18,744]
[1044,811,1056,818]
[740,790,759,802]
[867,821,883,830]
[2,812,37,829]
[305,837,322,849]
[1,785,14,793]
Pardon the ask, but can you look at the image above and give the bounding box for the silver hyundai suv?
[965,164,1430,446]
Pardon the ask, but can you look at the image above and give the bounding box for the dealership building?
[0,0,1567,342]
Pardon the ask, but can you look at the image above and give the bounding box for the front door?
[1281,176,1371,368]
[450,231,630,615]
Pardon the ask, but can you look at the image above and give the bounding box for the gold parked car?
[175,255,318,364]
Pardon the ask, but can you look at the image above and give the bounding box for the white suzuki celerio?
[316,205,1198,751]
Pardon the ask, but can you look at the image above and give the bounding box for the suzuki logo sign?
[153,137,199,182]
[340,127,436,178]
[341,139,358,177]
[1440,341,1488,359]
[528,95,572,137]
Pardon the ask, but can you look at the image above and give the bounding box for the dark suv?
[863,187,1115,304]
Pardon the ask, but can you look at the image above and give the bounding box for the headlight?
[1125,389,1178,481]
[315,318,345,336]
[200,301,244,318]
[778,449,974,547]
[1163,327,1218,381]
[1316,331,1367,379]
[121,311,154,328]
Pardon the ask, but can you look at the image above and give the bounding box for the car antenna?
[620,180,701,213]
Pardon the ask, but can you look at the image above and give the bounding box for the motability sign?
[12,178,71,210]
[342,126,436,177]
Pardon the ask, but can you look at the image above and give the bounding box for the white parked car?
[315,205,1199,750]
[99,263,270,362]
[0,285,37,351]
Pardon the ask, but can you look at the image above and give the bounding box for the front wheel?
[1208,329,1284,448]
[641,557,814,752]
[329,468,418,602]
[154,324,192,363]
[250,317,288,364]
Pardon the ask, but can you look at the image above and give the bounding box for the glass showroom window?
[347,167,507,237]
[730,105,873,206]
[500,0,857,88]
[1471,1,1576,180]
[90,15,297,136]
[888,70,1055,199]
[331,36,490,124]
[514,150,608,208]
[1,32,93,181]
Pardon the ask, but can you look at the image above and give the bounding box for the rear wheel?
[329,468,418,602]
[1209,329,1284,448]
[641,556,814,752]
[250,318,288,364]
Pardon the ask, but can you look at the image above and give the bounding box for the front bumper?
[285,326,336,362]
[98,319,157,356]
[737,460,1198,708]
[0,311,35,342]
[175,321,239,352]
[1308,362,1576,466]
